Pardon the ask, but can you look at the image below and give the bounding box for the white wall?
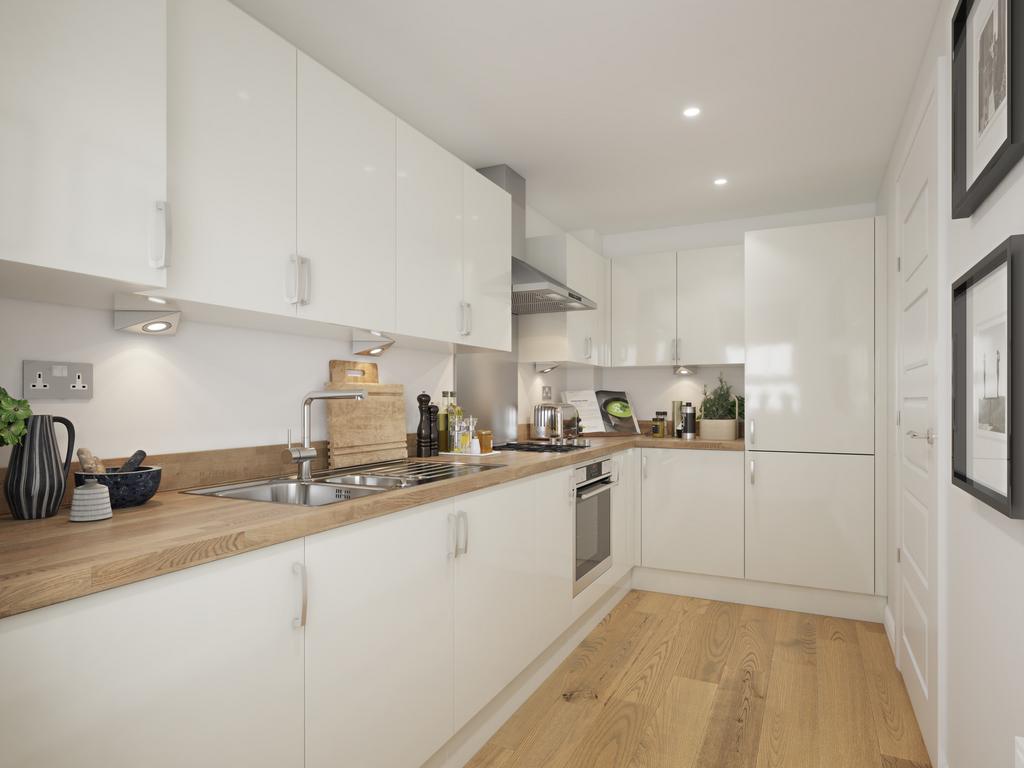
[0,298,452,465]
[878,3,1024,766]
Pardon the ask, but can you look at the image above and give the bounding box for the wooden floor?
[468,591,930,768]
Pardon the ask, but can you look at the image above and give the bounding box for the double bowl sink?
[187,459,502,507]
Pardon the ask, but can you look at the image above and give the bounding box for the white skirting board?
[632,567,887,623]
[423,572,633,768]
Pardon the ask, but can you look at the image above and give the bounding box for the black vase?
[4,415,75,520]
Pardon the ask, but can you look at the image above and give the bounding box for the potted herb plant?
[698,374,739,441]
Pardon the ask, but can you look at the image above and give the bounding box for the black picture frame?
[952,236,1024,518]
[952,0,1024,218]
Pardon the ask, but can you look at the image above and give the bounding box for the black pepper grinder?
[428,404,439,456]
[416,392,432,457]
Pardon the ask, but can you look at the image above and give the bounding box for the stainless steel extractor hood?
[511,257,597,315]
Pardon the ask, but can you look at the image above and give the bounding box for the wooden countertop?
[0,436,743,619]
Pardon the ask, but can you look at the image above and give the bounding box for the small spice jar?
[477,429,493,454]
[651,411,668,438]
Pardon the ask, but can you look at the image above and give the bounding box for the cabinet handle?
[458,302,471,336]
[749,418,755,446]
[285,255,301,305]
[447,512,458,559]
[673,337,679,363]
[150,201,168,268]
[298,256,311,306]
[642,454,648,479]
[749,459,755,485]
[455,510,469,556]
[292,562,308,628]
[465,302,473,335]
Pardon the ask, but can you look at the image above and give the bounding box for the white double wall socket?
[22,360,93,400]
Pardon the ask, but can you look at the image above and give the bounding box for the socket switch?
[23,360,93,400]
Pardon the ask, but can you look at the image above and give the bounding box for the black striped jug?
[4,415,75,520]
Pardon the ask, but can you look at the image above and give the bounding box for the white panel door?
[677,245,745,365]
[454,478,538,728]
[611,251,677,366]
[0,541,305,768]
[167,0,297,315]
[895,92,939,760]
[745,451,874,594]
[304,502,454,768]
[0,0,167,287]
[532,468,574,651]
[297,52,396,331]
[612,449,638,570]
[641,448,744,579]
[744,219,875,454]
[396,120,463,342]
[462,165,512,350]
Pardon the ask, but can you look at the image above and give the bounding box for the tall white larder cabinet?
[744,218,875,594]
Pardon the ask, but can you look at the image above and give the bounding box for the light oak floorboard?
[471,592,931,768]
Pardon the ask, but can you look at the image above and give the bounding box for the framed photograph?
[952,0,1024,218]
[952,236,1024,518]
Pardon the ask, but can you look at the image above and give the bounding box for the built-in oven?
[573,457,614,596]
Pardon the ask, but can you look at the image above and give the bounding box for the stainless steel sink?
[187,459,504,507]
[187,479,385,507]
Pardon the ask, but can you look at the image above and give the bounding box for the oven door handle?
[577,480,613,501]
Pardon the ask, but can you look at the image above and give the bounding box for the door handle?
[455,510,468,556]
[642,454,648,479]
[749,459,755,485]
[749,418,755,445]
[286,255,301,305]
[466,302,472,335]
[298,256,311,306]
[906,429,936,445]
[150,201,168,268]
[292,562,308,628]
[458,302,471,336]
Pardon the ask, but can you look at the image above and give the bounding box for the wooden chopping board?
[326,361,407,469]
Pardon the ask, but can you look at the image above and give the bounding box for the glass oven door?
[574,477,612,596]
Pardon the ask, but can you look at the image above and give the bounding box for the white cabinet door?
[677,245,745,365]
[454,478,538,728]
[565,237,607,364]
[297,52,396,331]
[0,541,305,768]
[611,251,677,366]
[396,120,463,343]
[744,219,875,454]
[0,0,167,287]
[641,448,744,579]
[462,166,512,350]
[304,502,454,768]
[167,0,297,315]
[745,451,874,594]
[612,449,638,570]
[532,468,575,651]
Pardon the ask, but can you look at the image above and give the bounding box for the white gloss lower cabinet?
[0,541,305,768]
[304,502,454,768]
[453,478,539,729]
[532,468,575,650]
[745,451,874,594]
[641,448,744,579]
[612,449,638,572]
[0,0,167,287]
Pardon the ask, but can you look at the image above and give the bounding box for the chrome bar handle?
[642,454,648,479]
[298,256,311,306]
[466,302,472,335]
[150,201,168,268]
[286,255,301,305]
[906,429,936,445]
[749,418,756,446]
[578,481,612,501]
[293,562,308,628]
[458,302,470,336]
[455,510,469,556]
[750,459,755,485]
[447,513,458,559]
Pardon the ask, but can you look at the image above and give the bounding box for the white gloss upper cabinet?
[462,166,512,350]
[167,0,297,316]
[453,478,538,729]
[611,251,677,366]
[745,451,874,594]
[396,120,464,343]
[304,501,454,768]
[518,234,609,364]
[0,541,305,768]
[641,448,744,579]
[744,219,875,454]
[0,0,167,287]
[677,245,745,365]
[296,52,396,331]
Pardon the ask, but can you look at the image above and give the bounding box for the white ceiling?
[233,0,941,235]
